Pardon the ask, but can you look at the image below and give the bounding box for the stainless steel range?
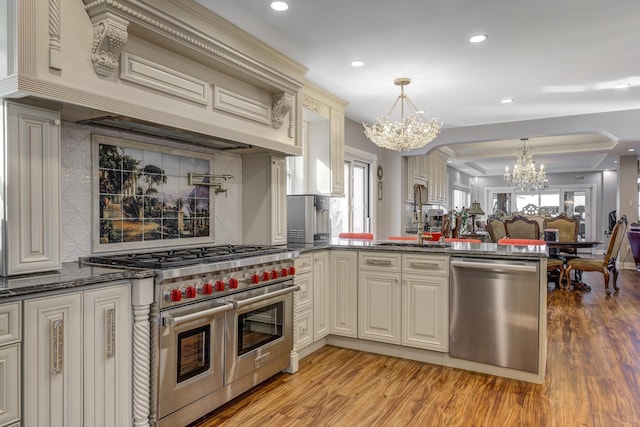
[85,244,299,427]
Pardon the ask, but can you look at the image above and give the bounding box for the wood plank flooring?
[192,270,640,427]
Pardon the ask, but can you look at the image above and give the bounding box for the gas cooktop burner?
[86,244,290,269]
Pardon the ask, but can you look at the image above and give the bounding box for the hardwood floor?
[192,269,640,427]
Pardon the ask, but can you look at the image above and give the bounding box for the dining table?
[546,240,603,290]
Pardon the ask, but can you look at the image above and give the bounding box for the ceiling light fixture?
[501,98,514,104]
[350,60,365,67]
[363,77,442,152]
[504,138,548,192]
[270,1,289,11]
[469,34,488,43]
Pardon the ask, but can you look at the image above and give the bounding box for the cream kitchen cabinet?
[23,283,132,427]
[293,253,313,350]
[401,254,449,352]
[290,81,347,196]
[358,252,402,344]
[313,250,330,340]
[0,302,21,427]
[243,154,287,245]
[1,102,60,276]
[329,250,357,337]
[427,152,448,204]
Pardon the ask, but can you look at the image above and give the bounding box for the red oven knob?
[215,280,225,292]
[271,269,279,279]
[170,289,182,302]
[250,273,260,284]
[288,266,296,276]
[262,271,271,281]
[184,286,197,299]
[280,268,288,277]
[229,278,239,289]
[200,282,213,295]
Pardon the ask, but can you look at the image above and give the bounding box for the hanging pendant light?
[363,78,442,152]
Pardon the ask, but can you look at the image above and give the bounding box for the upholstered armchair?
[544,214,579,254]
[486,218,506,242]
[504,215,540,240]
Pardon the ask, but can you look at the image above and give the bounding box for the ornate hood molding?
[82,0,304,92]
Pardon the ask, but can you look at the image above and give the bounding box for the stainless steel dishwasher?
[449,257,540,374]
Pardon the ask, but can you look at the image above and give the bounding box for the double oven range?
[86,244,299,427]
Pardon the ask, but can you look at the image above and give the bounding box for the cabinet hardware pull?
[106,308,116,359]
[50,319,63,375]
[410,262,439,269]
[365,259,393,266]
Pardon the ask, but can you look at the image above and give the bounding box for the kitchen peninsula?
[289,240,548,384]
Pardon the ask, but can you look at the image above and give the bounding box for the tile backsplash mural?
[60,122,243,261]
[95,135,212,248]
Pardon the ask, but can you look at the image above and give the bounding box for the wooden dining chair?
[543,214,579,255]
[504,215,540,240]
[564,215,628,295]
[486,218,506,243]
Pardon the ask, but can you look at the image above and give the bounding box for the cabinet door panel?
[0,344,20,426]
[358,271,401,344]
[313,251,330,339]
[6,103,60,275]
[330,251,357,337]
[84,285,132,427]
[24,293,83,427]
[402,274,449,351]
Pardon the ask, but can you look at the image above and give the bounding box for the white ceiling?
[196,0,640,176]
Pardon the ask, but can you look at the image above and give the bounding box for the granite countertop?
[289,239,548,259]
[0,262,154,300]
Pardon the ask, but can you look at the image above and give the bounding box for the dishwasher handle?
[451,258,538,273]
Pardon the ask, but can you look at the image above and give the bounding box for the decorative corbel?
[272,92,294,137]
[88,12,129,77]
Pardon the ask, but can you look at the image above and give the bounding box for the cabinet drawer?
[402,254,449,276]
[294,253,313,273]
[0,302,20,345]
[359,252,401,272]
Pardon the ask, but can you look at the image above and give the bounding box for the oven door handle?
[162,302,235,327]
[232,285,300,309]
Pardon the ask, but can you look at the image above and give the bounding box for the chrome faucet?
[412,183,429,244]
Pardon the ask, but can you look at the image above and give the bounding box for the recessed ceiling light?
[447,160,452,163]
[350,60,365,67]
[628,148,635,152]
[270,1,289,11]
[501,98,513,104]
[614,160,618,163]
[469,34,488,44]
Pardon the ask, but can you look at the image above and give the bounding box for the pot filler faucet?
[412,183,429,244]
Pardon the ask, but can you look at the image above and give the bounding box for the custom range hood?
[77,115,253,151]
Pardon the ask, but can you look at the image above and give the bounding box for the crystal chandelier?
[503,138,548,191]
[363,78,442,151]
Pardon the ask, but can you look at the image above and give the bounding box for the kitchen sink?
[374,241,450,248]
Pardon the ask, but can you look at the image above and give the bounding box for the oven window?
[237,301,284,356]
[177,325,210,383]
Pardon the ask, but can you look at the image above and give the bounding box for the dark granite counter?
[289,239,547,260]
[0,262,154,300]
